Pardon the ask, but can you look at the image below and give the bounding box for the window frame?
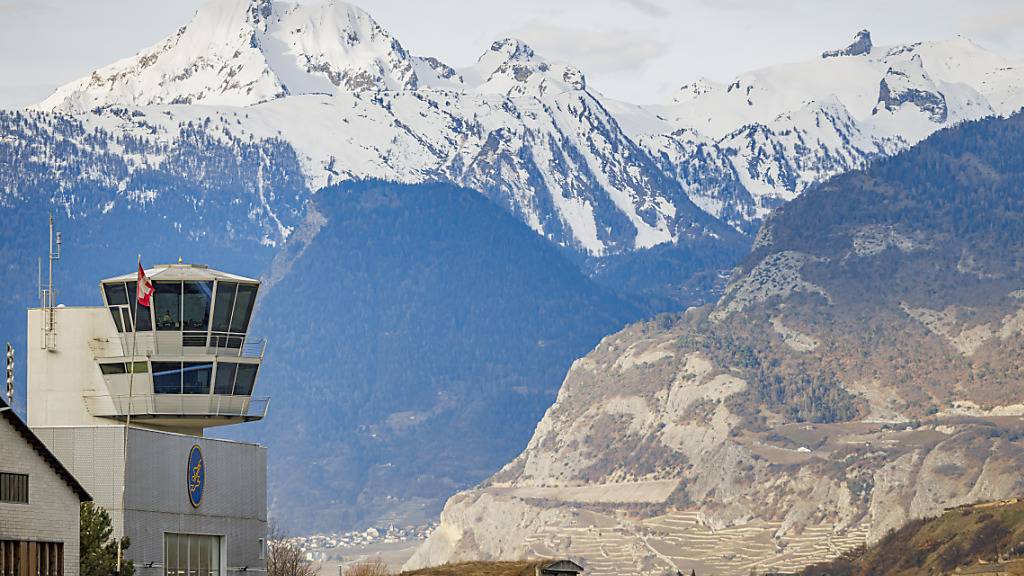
[164,533,222,576]
[0,472,29,504]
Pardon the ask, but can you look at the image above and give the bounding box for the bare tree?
[342,558,389,576]
[266,524,319,576]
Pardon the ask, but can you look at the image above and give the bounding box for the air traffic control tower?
[26,263,269,576]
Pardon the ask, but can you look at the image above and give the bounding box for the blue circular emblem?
[187,445,204,508]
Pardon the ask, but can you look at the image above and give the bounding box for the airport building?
[26,263,270,576]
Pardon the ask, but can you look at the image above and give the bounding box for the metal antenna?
[41,214,62,350]
[5,343,12,407]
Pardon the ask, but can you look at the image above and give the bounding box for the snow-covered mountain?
[32,0,735,257]
[633,31,1024,225]
[36,0,456,110]
[34,5,1024,255]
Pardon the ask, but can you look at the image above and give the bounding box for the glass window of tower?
[213,362,237,395]
[233,364,258,396]
[155,282,183,331]
[212,282,236,332]
[165,534,220,576]
[182,363,213,394]
[126,282,153,331]
[104,282,128,306]
[152,362,183,394]
[229,284,257,333]
[183,281,214,331]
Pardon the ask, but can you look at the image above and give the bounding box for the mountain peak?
[35,0,423,111]
[822,29,873,58]
[466,37,587,96]
[488,38,536,62]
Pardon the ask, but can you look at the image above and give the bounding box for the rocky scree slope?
[408,113,1024,576]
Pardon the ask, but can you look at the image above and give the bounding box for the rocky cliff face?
[407,114,1024,575]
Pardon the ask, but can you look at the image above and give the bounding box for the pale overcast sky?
[1,0,1022,108]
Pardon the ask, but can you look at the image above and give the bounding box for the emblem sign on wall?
[187,444,205,508]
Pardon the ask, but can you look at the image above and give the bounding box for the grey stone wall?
[0,416,82,576]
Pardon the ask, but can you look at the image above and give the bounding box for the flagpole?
[117,255,142,576]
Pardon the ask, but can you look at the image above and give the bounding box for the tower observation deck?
[26,261,270,576]
[28,263,269,435]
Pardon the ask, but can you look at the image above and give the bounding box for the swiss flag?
[137,263,154,307]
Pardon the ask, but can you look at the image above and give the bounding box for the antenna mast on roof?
[39,214,61,351]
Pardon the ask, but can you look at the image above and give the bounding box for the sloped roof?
[102,263,258,284]
[0,397,91,502]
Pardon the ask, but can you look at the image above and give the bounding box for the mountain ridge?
[407,113,1024,575]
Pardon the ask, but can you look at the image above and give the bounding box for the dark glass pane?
[209,333,229,349]
[233,364,258,395]
[183,281,213,331]
[155,282,182,331]
[99,363,127,375]
[103,283,128,306]
[212,282,237,332]
[129,361,149,373]
[226,335,243,349]
[183,333,207,347]
[126,282,153,331]
[108,307,124,332]
[152,362,182,394]
[182,363,213,394]
[229,284,257,333]
[214,362,237,395]
[121,308,134,332]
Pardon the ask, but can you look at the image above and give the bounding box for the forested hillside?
[241,181,640,531]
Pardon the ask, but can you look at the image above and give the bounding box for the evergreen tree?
[80,502,134,576]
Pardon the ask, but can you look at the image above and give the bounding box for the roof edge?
[0,400,91,502]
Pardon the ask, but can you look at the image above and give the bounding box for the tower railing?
[99,332,267,359]
[82,393,270,421]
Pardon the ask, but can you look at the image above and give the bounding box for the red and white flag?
[137,262,154,307]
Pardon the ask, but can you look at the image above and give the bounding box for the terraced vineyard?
[519,509,869,575]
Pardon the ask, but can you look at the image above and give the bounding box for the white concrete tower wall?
[27,307,126,429]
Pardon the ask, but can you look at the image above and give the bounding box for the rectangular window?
[154,282,183,331]
[126,282,152,332]
[103,282,128,306]
[233,364,258,396]
[229,284,257,333]
[182,282,214,332]
[0,473,28,504]
[165,534,220,576]
[152,362,183,394]
[108,307,124,332]
[211,283,236,332]
[99,363,127,375]
[120,308,134,333]
[213,363,237,395]
[0,540,63,576]
[181,363,213,395]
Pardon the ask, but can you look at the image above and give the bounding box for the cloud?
[511,20,670,75]
[959,4,1024,45]
[611,0,670,18]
